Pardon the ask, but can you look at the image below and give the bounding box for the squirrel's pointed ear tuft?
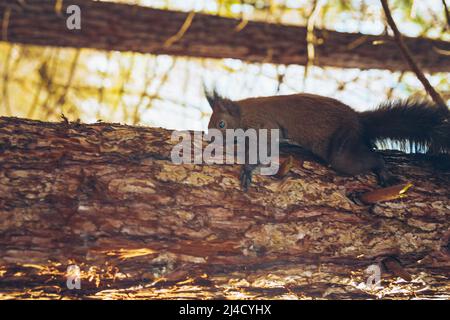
[204,87,240,117]
[204,88,224,110]
[205,88,219,110]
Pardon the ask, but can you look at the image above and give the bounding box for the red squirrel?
[206,91,449,190]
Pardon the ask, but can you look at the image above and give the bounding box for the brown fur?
[236,94,362,160]
[206,91,449,188]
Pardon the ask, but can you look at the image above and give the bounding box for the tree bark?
[1,0,449,72]
[0,117,449,299]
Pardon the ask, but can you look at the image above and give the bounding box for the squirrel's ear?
[205,89,240,117]
[205,89,218,109]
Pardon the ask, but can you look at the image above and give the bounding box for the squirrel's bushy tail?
[359,100,450,153]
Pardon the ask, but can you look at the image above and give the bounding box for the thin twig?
[303,0,324,90]
[2,7,11,42]
[386,71,405,100]
[234,0,248,32]
[442,0,450,28]
[55,49,81,114]
[380,0,446,107]
[132,58,155,124]
[27,49,50,119]
[275,66,286,94]
[97,51,113,120]
[42,48,62,118]
[55,0,64,16]
[114,54,136,121]
[142,58,177,113]
[164,11,195,48]
[234,18,248,32]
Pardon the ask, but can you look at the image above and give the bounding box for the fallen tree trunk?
[0,117,449,299]
[0,0,449,72]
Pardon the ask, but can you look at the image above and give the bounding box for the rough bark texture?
[1,0,449,72]
[0,117,449,299]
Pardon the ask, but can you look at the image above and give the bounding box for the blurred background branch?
[0,0,448,131]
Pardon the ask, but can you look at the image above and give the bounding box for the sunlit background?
[0,0,448,131]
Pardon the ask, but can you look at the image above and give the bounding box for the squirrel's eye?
[218,120,226,129]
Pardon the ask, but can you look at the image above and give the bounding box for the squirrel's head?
[206,90,241,131]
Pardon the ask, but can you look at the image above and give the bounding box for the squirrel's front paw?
[240,166,253,192]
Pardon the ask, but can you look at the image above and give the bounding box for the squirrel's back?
[207,90,449,159]
[235,93,449,156]
[237,93,361,159]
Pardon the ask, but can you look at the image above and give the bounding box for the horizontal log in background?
[0,117,449,299]
[0,0,449,72]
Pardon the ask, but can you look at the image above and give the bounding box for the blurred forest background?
[0,0,449,131]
